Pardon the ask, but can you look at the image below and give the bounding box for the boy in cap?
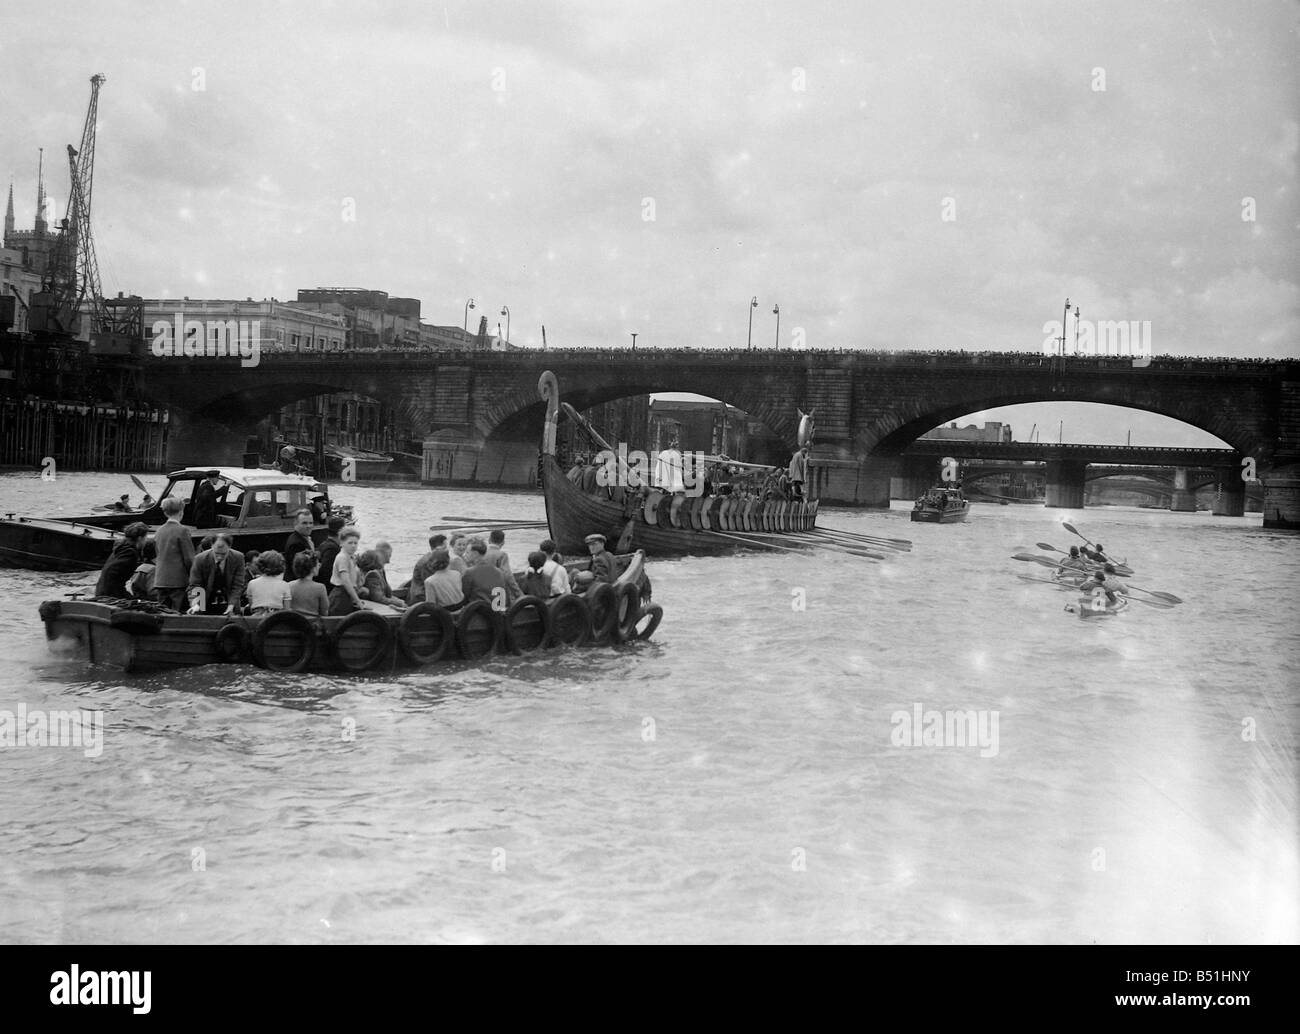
[573,532,618,589]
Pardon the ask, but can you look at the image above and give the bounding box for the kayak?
[1064,595,1130,618]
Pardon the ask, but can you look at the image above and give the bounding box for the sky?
[2,0,1296,446]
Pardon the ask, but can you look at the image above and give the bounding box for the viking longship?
[538,370,824,558]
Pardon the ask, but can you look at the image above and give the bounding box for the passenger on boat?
[282,509,316,580]
[244,549,262,578]
[424,548,466,609]
[94,522,150,599]
[485,530,523,602]
[327,527,366,615]
[245,550,292,615]
[461,538,511,607]
[520,551,554,598]
[154,497,197,612]
[788,446,810,499]
[193,470,223,528]
[358,549,407,609]
[373,539,398,599]
[315,517,345,591]
[289,551,329,617]
[573,533,618,589]
[277,445,298,475]
[198,536,216,553]
[539,539,572,596]
[448,532,471,574]
[128,540,158,601]
[655,439,685,494]
[408,534,448,603]
[188,533,247,616]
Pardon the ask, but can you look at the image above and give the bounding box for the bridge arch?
[862,390,1258,459]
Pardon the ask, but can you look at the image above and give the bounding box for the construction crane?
[31,74,109,337]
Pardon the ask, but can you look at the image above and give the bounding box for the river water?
[0,471,1296,944]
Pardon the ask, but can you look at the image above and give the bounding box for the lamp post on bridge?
[630,332,637,351]
[500,305,510,345]
[463,298,475,331]
[773,303,780,350]
[747,296,757,350]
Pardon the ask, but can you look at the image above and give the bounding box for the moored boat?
[910,486,970,523]
[1,467,347,572]
[537,370,822,557]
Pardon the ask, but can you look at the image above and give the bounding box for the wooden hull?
[0,518,335,573]
[910,505,970,523]
[540,455,820,557]
[42,588,660,674]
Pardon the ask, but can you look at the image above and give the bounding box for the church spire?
[34,148,47,235]
[4,180,14,241]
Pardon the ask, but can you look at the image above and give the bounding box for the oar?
[810,527,911,550]
[705,528,883,560]
[815,526,913,549]
[439,514,546,525]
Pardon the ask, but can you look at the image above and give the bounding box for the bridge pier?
[890,456,938,500]
[165,411,251,468]
[1169,467,1198,512]
[1261,468,1300,529]
[1211,474,1246,517]
[1043,460,1086,509]
[810,456,896,507]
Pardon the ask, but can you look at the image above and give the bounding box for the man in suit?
[188,533,247,616]
[193,470,223,529]
[314,516,346,591]
[282,508,316,581]
[153,497,195,611]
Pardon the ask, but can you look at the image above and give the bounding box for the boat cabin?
[139,467,333,529]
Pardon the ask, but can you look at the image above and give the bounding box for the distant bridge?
[131,348,1298,522]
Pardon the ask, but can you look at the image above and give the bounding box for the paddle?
[1125,584,1184,605]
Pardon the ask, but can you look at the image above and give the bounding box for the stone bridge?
[134,348,1299,522]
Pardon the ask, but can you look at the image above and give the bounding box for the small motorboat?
[910,486,970,523]
[1,467,347,572]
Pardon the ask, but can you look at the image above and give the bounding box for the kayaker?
[1084,542,1110,563]
[1086,570,1119,606]
[1100,563,1129,595]
[1055,547,1088,581]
